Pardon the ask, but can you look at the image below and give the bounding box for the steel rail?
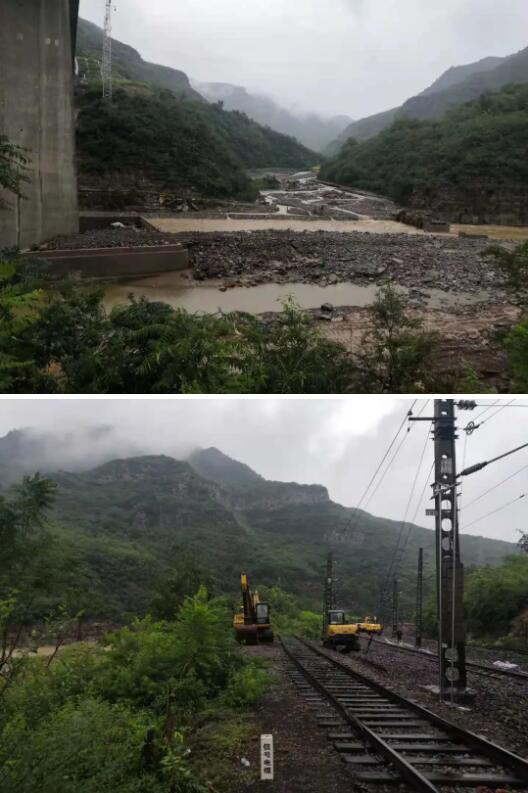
[295,636,528,784]
[279,636,439,793]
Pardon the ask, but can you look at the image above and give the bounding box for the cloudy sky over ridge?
[78,0,528,117]
[1,398,527,545]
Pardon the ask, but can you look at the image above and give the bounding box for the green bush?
[0,589,270,793]
[464,555,528,637]
[224,662,270,708]
[0,697,199,793]
[97,590,239,713]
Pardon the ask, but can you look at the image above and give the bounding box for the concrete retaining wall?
[0,0,78,250]
[22,246,190,279]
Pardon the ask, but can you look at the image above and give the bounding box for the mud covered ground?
[318,303,521,390]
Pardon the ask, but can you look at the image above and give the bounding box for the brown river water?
[150,216,425,235]
[104,271,492,315]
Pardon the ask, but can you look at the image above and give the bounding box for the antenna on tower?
[102,1,113,100]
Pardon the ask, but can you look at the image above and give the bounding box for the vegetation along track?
[365,636,528,683]
[280,636,528,791]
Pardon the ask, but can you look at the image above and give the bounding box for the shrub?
[224,662,270,708]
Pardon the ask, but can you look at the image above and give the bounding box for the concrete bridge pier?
[0,0,79,250]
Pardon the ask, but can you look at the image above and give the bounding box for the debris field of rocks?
[46,224,511,308]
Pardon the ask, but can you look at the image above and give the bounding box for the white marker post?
[260,734,274,781]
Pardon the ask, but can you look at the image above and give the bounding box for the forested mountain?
[76,18,204,101]
[5,446,513,621]
[75,20,319,198]
[328,45,528,151]
[321,83,528,224]
[196,80,352,152]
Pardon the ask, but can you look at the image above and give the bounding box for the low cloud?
[0,398,526,545]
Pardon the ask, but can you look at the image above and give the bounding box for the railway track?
[363,636,528,683]
[281,635,528,791]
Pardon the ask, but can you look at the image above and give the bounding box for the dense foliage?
[0,592,269,793]
[76,86,318,199]
[0,477,270,792]
[321,83,528,206]
[464,555,528,641]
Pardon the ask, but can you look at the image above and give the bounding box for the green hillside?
[76,86,318,198]
[328,46,528,150]
[32,449,516,622]
[320,83,528,221]
[401,45,528,121]
[75,19,319,198]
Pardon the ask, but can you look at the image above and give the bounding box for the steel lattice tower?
[102,1,113,100]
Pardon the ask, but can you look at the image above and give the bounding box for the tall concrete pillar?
[0,0,79,250]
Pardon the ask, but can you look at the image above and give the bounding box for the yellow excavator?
[322,553,360,652]
[323,608,360,652]
[233,573,274,644]
[357,616,383,635]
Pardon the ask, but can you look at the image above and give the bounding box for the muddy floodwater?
[104,271,492,315]
[150,216,426,236]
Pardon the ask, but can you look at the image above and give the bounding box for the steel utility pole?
[409,399,475,698]
[322,552,334,637]
[391,577,399,638]
[433,399,467,696]
[102,0,113,100]
[415,547,423,648]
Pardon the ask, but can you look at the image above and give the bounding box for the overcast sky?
[1,397,526,545]
[78,0,528,117]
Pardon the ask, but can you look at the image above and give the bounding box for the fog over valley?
[79,0,528,118]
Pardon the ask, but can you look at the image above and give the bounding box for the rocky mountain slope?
[4,444,511,620]
[195,80,352,152]
[328,45,528,151]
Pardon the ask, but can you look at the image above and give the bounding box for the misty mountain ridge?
[77,18,341,154]
[195,80,352,152]
[4,444,513,620]
[328,44,528,152]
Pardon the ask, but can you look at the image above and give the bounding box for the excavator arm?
[234,573,274,644]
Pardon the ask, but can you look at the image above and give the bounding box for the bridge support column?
[0,0,79,250]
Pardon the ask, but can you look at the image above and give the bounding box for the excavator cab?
[323,608,360,652]
[233,573,274,644]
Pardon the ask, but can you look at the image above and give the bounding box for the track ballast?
[281,635,528,792]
